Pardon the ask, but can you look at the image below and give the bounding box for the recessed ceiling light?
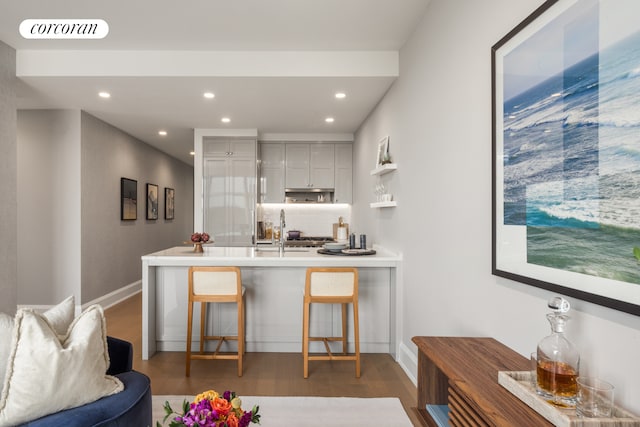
[190,151,195,156]
[98,91,110,98]
[158,130,167,136]
[203,92,215,99]
[335,92,346,99]
[325,117,335,123]
[221,117,231,123]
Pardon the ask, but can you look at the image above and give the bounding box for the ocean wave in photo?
[500,24,640,285]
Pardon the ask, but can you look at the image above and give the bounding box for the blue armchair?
[19,337,152,427]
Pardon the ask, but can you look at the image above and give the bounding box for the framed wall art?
[165,187,175,220]
[376,136,390,167]
[492,0,640,316]
[120,178,137,221]
[146,183,158,220]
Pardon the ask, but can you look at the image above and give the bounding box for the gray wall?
[353,0,640,412]
[16,110,193,306]
[80,112,193,302]
[17,110,81,304]
[0,41,17,314]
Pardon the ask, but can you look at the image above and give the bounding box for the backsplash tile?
[259,204,351,238]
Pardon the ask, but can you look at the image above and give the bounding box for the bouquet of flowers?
[157,390,260,427]
[191,232,210,243]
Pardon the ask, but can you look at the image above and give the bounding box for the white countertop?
[141,245,401,267]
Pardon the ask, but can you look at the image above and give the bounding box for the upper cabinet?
[334,144,352,203]
[285,143,335,189]
[259,143,285,203]
[204,139,255,158]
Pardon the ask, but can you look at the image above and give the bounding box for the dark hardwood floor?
[105,293,421,425]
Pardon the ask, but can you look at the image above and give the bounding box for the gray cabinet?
[285,143,334,189]
[334,144,352,203]
[259,143,285,203]
[203,139,256,246]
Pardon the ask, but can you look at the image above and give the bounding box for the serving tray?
[498,371,640,427]
[317,249,376,256]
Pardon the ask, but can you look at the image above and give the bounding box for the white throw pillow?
[0,305,123,426]
[42,295,75,336]
[0,295,75,394]
[0,314,12,397]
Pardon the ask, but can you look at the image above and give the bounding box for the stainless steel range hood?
[285,188,334,203]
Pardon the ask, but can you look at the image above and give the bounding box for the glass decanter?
[536,296,580,407]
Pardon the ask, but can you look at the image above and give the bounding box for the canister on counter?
[349,233,356,249]
[360,234,366,250]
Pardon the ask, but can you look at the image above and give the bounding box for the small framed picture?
[120,178,137,221]
[146,183,158,220]
[165,187,175,220]
[376,136,390,167]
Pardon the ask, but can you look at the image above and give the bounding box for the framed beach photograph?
[376,136,389,167]
[146,183,158,220]
[165,187,175,220]
[120,178,137,221]
[492,0,640,316]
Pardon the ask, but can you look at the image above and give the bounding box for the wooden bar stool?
[186,266,245,377]
[302,267,360,378]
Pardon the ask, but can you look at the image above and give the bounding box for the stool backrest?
[189,266,242,296]
[306,268,358,297]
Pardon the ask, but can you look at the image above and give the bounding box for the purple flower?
[239,411,253,427]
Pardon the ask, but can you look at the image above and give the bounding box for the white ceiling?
[1,0,430,165]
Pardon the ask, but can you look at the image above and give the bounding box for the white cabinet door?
[334,144,352,203]
[260,144,285,203]
[203,139,255,157]
[285,143,335,189]
[228,156,256,246]
[203,139,256,246]
[309,144,335,188]
[229,140,256,157]
[203,139,229,156]
[285,144,310,188]
[204,157,230,245]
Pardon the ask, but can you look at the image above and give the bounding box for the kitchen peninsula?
[141,245,402,360]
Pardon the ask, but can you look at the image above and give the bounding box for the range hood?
[285,188,334,204]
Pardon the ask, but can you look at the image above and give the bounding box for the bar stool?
[302,267,360,378]
[186,266,245,377]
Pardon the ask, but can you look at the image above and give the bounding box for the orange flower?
[212,397,231,415]
[225,412,239,427]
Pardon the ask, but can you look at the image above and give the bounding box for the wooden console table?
[412,336,553,427]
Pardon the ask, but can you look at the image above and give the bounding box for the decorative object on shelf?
[146,183,159,220]
[120,177,137,221]
[164,188,175,220]
[376,136,391,167]
[492,0,640,316]
[156,389,260,427]
[189,232,211,253]
[535,296,580,407]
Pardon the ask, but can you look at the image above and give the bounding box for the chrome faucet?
[279,209,286,254]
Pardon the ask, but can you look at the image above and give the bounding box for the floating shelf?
[370,201,398,208]
[370,163,398,176]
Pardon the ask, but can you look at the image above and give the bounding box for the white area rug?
[153,395,414,426]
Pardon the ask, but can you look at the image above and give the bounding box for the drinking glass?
[576,377,614,418]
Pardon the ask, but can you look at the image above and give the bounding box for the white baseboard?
[81,280,142,311]
[396,341,418,386]
[17,281,141,315]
